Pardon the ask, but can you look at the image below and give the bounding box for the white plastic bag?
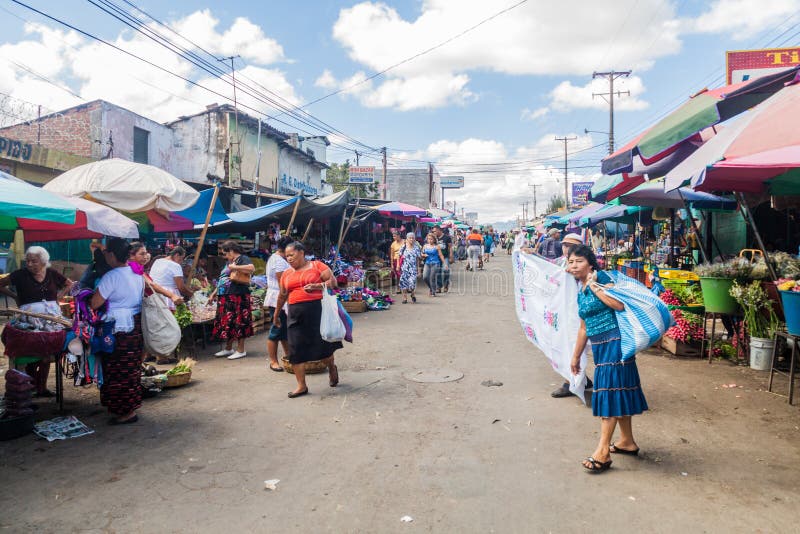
[597,270,674,360]
[141,292,181,357]
[320,290,346,342]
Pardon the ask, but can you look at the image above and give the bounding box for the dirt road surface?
[2,255,799,533]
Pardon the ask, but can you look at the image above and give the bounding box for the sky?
[1,0,799,222]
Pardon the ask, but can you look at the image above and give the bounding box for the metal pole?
[381,147,387,200]
[668,209,676,268]
[677,190,709,264]
[736,192,778,281]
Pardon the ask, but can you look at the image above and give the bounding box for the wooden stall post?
[302,218,314,242]
[284,196,301,237]
[188,183,220,281]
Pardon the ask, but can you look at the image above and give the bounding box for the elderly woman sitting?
[0,246,74,396]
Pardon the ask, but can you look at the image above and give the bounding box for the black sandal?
[288,388,308,398]
[609,442,640,456]
[269,364,284,372]
[582,456,612,473]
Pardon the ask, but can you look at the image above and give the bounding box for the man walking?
[540,229,562,260]
[434,226,454,292]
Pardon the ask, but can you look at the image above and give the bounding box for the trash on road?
[400,515,414,523]
[34,416,94,441]
[264,479,280,491]
[481,380,503,387]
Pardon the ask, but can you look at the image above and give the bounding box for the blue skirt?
[590,328,648,417]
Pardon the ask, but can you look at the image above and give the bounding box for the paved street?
[2,255,799,533]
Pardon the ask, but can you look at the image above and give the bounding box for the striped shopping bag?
[594,270,673,360]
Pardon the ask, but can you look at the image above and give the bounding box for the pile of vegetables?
[166,357,196,376]
[659,289,682,306]
[665,309,705,344]
[777,279,800,292]
[174,303,193,328]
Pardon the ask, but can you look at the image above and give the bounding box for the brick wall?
[0,101,100,158]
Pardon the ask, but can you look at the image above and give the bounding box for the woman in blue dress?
[398,232,422,304]
[567,245,648,473]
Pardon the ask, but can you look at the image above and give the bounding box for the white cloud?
[323,0,799,111]
[324,0,680,110]
[685,0,800,39]
[0,11,296,123]
[547,75,649,113]
[520,107,549,121]
[389,135,603,222]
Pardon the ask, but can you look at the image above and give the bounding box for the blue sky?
[1,0,799,221]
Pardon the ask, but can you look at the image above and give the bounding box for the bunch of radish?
[665,309,704,343]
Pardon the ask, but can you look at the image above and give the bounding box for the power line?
[299,0,529,108]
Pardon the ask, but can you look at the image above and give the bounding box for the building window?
[133,127,149,164]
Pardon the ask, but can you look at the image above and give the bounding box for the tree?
[546,194,565,214]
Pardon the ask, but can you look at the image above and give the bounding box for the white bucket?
[749,337,774,371]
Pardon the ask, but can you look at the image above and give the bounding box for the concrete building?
[0,100,330,198]
[384,165,440,208]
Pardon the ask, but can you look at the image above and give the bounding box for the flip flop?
[269,364,284,372]
[609,442,640,456]
[582,456,612,473]
[288,388,308,398]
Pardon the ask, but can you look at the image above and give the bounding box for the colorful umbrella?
[602,66,800,176]
[0,171,76,228]
[0,171,138,240]
[616,181,736,210]
[555,202,605,226]
[664,80,800,194]
[43,158,200,213]
[376,201,428,217]
[578,204,651,227]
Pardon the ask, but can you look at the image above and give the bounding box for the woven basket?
[281,356,327,375]
[164,370,192,388]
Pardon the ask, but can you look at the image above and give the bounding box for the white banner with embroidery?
[512,248,589,402]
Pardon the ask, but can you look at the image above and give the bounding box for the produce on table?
[777,279,800,292]
[659,289,682,306]
[174,303,193,328]
[665,309,704,344]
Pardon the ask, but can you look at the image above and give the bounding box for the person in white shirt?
[265,237,291,372]
[149,247,193,309]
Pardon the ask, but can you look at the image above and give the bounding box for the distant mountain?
[483,220,516,231]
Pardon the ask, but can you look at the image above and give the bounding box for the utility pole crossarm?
[592,70,631,154]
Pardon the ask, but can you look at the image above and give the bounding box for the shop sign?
[0,136,33,161]
[440,176,464,189]
[349,166,375,184]
[726,47,800,84]
[571,181,594,206]
[280,174,319,196]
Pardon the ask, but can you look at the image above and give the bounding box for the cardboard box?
[660,336,701,357]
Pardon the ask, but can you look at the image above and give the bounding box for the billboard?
[726,47,800,84]
[440,175,464,189]
[571,182,594,206]
[349,166,375,184]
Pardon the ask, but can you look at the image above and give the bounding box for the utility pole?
[381,147,387,200]
[554,136,577,208]
[528,183,543,218]
[354,150,360,165]
[520,202,529,223]
[220,54,242,186]
[592,69,631,154]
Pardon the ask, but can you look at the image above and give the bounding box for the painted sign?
[440,175,464,189]
[726,47,800,84]
[570,181,594,206]
[280,174,319,196]
[349,166,375,184]
[0,136,33,161]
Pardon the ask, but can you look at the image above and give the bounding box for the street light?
[584,128,610,135]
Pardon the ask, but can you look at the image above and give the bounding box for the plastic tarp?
[209,190,350,232]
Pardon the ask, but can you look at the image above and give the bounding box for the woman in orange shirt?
[274,242,342,398]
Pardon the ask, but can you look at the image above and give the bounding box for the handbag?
[230,268,252,285]
[90,320,116,354]
[593,270,674,360]
[141,279,181,357]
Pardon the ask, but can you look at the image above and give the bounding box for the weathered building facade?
[0,100,330,197]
